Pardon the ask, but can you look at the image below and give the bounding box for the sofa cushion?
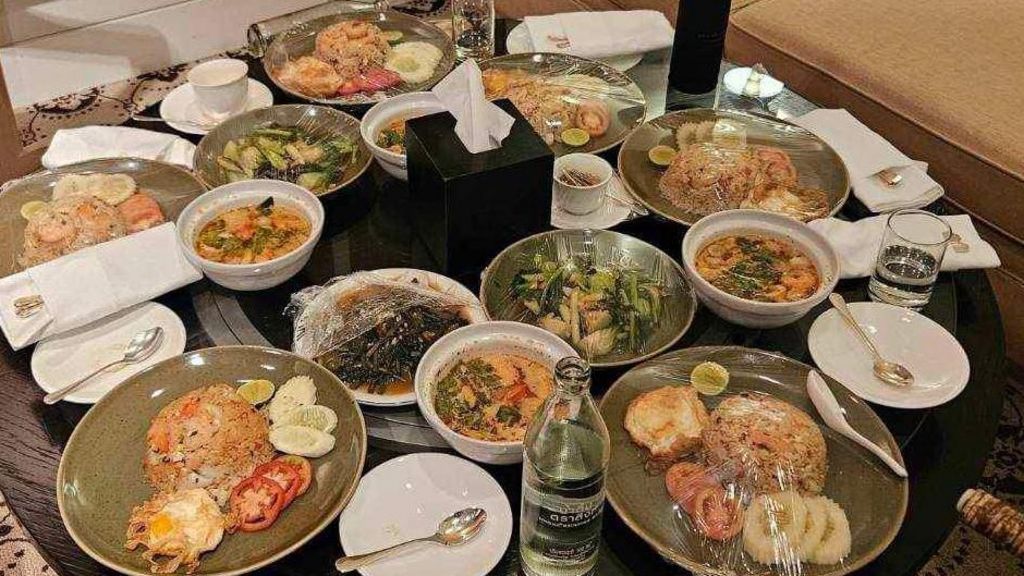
[726,0,1024,242]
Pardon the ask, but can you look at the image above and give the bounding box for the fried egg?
[125,489,225,574]
[384,41,443,84]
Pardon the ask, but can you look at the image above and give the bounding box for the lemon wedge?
[237,379,275,405]
[691,361,730,395]
[19,200,49,221]
[648,145,677,167]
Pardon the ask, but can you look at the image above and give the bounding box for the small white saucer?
[506,22,643,72]
[808,302,970,409]
[159,78,274,135]
[723,67,785,99]
[31,302,187,404]
[551,175,633,230]
[338,453,512,576]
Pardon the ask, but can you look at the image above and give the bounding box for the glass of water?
[869,210,952,309]
[452,0,495,61]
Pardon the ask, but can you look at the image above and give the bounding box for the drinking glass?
[451,0,494,60]
[869,209,952,309]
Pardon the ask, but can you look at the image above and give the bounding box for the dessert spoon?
[828,293,914,387]
[43,327,164,404]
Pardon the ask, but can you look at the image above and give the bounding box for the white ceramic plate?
[31,302,186,403]
[808,302,970,409]
[338,453,513,576]
[506,22,643,72]
[293,268,487,408]
[159,78,274,135]
[551,174,633,230]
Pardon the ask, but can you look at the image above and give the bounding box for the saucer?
[338,453,512,576]
[159,78,273,135]
[723,67,785,99]
[552,174,634,230]
[506,22,643,72]
[31,302,187,404]
[808,301,970,409]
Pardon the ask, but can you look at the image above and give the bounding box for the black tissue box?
[406,99,554,276]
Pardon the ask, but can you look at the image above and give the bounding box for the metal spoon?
[828,293,914,387]
[43,327,164,404]
[335,507,487,573]
[129,114,217,130]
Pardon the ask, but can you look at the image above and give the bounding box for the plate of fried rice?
[600,346,907,576]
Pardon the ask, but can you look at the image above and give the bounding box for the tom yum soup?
[695,235,820,302]
[195,197,311,264]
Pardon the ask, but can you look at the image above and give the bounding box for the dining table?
[0,17,1007,576]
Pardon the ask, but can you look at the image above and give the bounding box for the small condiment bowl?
[176,179,324,291]
[553,153,613,215]
[360,92,447,181]
[681,209,839,328]
[415,321,578,465]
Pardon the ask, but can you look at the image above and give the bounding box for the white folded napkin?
[809,215,1001,279]
[432,60,514,154]
[41,126,196,169]
[524,10,674,60]
[792,109,943,213]
[0,223,201,350]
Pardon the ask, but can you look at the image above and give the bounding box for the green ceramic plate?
[57,346,367,576]
[600,346,908,576]
[0,157,205,279]
[617,108,850,226]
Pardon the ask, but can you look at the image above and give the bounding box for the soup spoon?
[43,327,164,404]
[828,293,914,387]
[335,507,487,573]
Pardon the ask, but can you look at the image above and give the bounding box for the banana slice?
[269,425,336,458]
[809,499,852,565]
[88,173,137,205]
[52,174,93,200]
[742,491,808,565]
[797,497,830,560]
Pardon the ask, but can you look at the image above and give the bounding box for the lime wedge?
[648,145,677,167]
[382,30,404,43]
[691,361,729,395]
[237,379,275,405]
[276,404,338,434]
[561,128,591,147]
[20,200,49,221]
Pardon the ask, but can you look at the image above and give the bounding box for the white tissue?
[431,60,514,154]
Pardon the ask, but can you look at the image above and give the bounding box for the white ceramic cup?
[187,59,249,120]
[553,153,613,215]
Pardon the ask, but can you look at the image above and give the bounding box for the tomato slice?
[276,455,313,497]
[691,486,743,541]
[665,462,716,514]
[254,461,301,507]
[229,475,285,532]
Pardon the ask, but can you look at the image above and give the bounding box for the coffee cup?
[553,153,613,215]
[187,59,249,120]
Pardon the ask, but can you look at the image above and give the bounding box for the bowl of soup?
[360,92,446,181]
[681,209,839,328]
[415,321,578,464]
[176,179,324,290]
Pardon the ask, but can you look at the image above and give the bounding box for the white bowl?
[176,179,324,291]
[360,92,447,181]
[681,209,839,328]
[415,321,578,465]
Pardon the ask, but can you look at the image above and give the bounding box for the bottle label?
[524,483,604,563]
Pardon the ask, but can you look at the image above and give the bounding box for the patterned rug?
[2,370,1022,575]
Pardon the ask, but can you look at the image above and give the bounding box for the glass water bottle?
[519,357,610,576]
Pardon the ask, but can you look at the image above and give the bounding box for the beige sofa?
[497,0,1022,366]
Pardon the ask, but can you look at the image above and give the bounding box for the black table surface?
[0,18,1007,576]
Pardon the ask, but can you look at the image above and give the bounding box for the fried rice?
[701,392,827,495]
[143,384,274,506]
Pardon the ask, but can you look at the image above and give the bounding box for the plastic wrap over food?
[289,270,484,395]
[482,230,694,366]
[479,53,647,153]
[621,349,860,576]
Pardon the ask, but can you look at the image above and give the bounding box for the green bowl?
[57,345,367,576]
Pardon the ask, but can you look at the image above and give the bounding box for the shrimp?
[32,215,76,244]
[753,146,798,186]
[781,269,819,299]
[574,100,611,137]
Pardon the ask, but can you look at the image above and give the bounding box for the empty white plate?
[506,22,643,72]
[808,302,970,409]
[338,453,512,576]
[159,78,274,135]
[31,302,187,403]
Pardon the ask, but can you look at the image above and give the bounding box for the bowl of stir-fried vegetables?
[480,230,697,367]
[194,104,372,197]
